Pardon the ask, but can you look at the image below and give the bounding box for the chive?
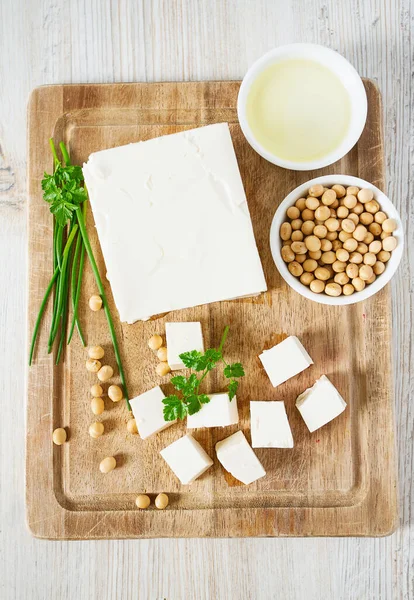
[50,165,62,336]
[56,226,64,270]
[67,231,86,346]
[71,231,81,307]
[49,138,60,167]
[49,223,69,350]
[53,223,58,270]
[56,275,70,364]
[67,230,82,342]
[67,203,87,346]
[48,164,63,346]
[29,266,59,365]
[60,229,80,356]
[74,246,86,346]
[48,233,63,350]
[48,290,60,351]
[75,207,130,410]
[49,225,79,349]
[218,325,229,352]
[59,141,87,346]
[49,224,60,346]
[59,141,71,166]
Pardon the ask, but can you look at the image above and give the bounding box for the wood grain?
[1,0,413,598]
[26,80,397,539]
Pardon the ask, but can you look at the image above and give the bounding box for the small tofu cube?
[187,393,239,429]
[215,430,266,485]
[250,401,294,448]
[130,386,176,439]
[166,322,204,370]
[259,335,313,387]
[296,375,347,432]
[160,434,213,484]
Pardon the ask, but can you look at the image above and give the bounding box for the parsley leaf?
[227,380,239,401]
[163,403,179,422]
[186,394,201,415]
[185,393,211,415]
[162,395,187,421]
[179,350,204,369]
[171,373,199,395]
[170,375,189,390]
[200,348,222,371]
[179,348,222,371]
[198,394,210,405]
[223,362,244,401]
[50,198,78,226]
[224,362,245,378]
[41,164,88,227]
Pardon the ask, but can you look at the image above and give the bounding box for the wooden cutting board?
[26,80,397,539]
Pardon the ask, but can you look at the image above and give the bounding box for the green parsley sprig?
[29,139,130,410]
[162,326,245,421]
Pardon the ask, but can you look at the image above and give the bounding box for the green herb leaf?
[170,375,188,390]
[186,373,200,392]
[198,394,210,405]
[179,348,222,371]
[50,199,78,226]
[163,403,179,422]
[171,373,199,396]
[227,380,239,401]
[186,394,201,415]
[179,349,204,369]
[224,362,245,378]
[185,393,211,415]
[201,348,222,371]
[162,395,187,421]
[41,164,88,227]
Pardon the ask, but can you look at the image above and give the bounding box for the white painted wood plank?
[0,0,412,598]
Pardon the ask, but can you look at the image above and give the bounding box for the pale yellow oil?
[246,59,351,163]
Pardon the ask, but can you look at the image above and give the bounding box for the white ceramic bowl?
[237,44,367,171]
[270,175,404,305]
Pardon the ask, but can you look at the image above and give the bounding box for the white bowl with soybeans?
[270,175,403,305]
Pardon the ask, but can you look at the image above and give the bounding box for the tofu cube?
[250,401,294,448]
[130,386,176,439]
[160,434,213,484]
[166,322,204,370]
[187,393,239,429]
[296,375,347,433]
[215,430,266,485]
[259,335,313,387]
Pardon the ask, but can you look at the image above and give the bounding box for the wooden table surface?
[0,0,412,598]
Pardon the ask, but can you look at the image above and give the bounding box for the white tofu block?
[160,434,213,484]
[259,336,313,388]
[250,401,294,448]
[129,386,176,439]
[166,322,204,370]
[83,123,267,323]
[187,393,239,429]
[296,375,347,433]
[215,430,266,485]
